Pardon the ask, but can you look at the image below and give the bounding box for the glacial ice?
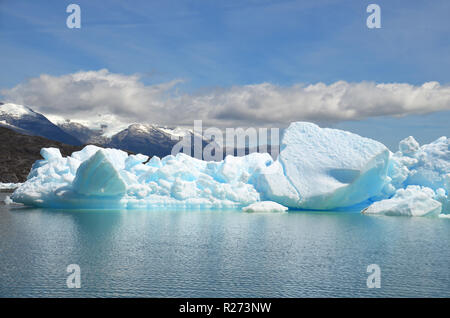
[391,136,449,191]
[259,122,390,210]
[12,145,271,209]
[362,186,442,217]
[10,122,449,215]
[0,182,22,190]
[242,201,288,212]
[383,135,450,215]
[73,150,127,197]
[3,196,13,205]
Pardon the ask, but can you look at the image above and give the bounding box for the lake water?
[1,193,449,298]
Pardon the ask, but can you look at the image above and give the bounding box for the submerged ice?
[11,122,449,215]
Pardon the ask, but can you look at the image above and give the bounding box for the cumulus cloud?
[2,69,450,130]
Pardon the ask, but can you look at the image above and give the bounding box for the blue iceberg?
[256,122,390,210]
[376,135,450,215]
[363,185,442,217]
[11,122,449,215]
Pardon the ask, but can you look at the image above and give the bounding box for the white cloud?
[2,69,450,130]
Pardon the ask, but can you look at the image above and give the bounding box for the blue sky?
[0,0,449,149]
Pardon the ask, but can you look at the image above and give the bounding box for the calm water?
[1,193,449,298]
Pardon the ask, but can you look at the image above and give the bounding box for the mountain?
[56,120,206,157]
[0,100,213,158]
[57,120,107,144]
[0,102,82,145]
[0,103,280,182]
[106,123,209,158]
[0,102,278,161]
[0,126,84,183]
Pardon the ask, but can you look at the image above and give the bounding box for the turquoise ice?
[11,122,449,215]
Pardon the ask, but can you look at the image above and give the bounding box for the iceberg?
[389,136,449,191]
[362,186,442,217]
[256,122,390,210]
[12,145,270,209]
[73,150,127,197]
[0,182,22,190]
[10,122,449,214]
[242,201,288,212]
[3,196,13,205]
[384,135,450,213]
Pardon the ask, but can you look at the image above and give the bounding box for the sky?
[0,0,449,149]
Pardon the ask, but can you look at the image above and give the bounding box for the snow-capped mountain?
[56,118,213,157]
[57,120,107,144]
[105,123,210,158]
[55,119,205,157]
[0,102,82,145]
[0,102,269,159]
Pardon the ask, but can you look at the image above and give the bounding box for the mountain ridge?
[0,102,82,145]
[0,102,278,162]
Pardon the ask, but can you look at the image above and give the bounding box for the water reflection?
[1,199,449,297]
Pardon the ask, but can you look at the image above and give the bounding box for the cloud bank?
[2,69,450,129]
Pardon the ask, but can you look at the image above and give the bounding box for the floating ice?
[435,188,450,214]
[12,145,271,209]
[3,196,13,205]
[257,122,390,210]
[242,201,288,212]
[0,182,22,190]
[398,136,420,156]
[73,150,127,197]
[10,122,449,214]
[362,186,442,217]
[384,135,450,213]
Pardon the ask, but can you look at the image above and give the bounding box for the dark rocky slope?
[0,126,83,183]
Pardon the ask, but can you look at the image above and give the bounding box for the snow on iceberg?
[10,122,448,213]
[362,186,442,217]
